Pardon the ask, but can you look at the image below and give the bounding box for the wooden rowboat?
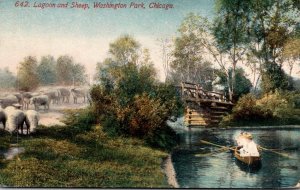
[234,147,261,166]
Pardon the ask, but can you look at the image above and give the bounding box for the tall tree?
[216,68,252,102]
[170,13,214,87]
[213,0,251,100]
[283,38,300,76]
[56,55,87,86]
[109,35,140,65]
[17,56,39,91]
[157,38,173,82]
[96,35,157,99]
[56,55,74,85]
[246,0,299,93]
[70,63,87,86]
[37,55,57,85]
[0,68,16,89]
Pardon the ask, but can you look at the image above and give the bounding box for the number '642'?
[15,1,29,7]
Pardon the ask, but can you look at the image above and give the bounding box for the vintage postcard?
[0,0,299,188]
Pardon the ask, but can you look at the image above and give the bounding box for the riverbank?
[163,154,179,188]
[0,125,170,187]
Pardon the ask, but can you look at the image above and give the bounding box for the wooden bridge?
[176,82,234,127]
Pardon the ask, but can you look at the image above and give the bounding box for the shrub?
[62,108,97,132]
[231,94,273,121]
[257,91,300,121]
[145,125,179,151]
[222,91,300,126]
[90,85,181,150]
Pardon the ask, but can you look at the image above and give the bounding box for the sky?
[0,0,215,81]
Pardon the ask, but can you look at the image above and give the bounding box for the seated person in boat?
[236,132,260,157]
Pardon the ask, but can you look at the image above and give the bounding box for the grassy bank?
[220,92,300,127]
[0,124,169,187]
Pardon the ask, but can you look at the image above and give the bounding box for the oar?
[259,146,294,159]
[200,140,235,151]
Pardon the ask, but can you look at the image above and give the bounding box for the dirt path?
[38,103,88,127]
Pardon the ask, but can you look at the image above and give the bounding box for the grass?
[0,124,169,187]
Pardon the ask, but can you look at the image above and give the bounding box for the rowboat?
[234,146,261,166]
[234,132,261,166]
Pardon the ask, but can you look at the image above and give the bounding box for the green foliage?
[145,125,179,151]
[56,55,87,86]
[0,124,169,187]
[213,0,250,52]
[261,62,293,93]
[37,55,57,85]
[62,108,97,132]
[222,91,300,126]
[109,34,140,65]
[0,129,13,151]
[257,91,300,121]
[231,94,273,121]
[216,68,252,102]
[170,13,214,85]
[0,68,16,89]
[92,35,182,150]
[17,56,39,91]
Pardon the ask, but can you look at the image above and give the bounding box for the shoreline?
[163,154,179,188]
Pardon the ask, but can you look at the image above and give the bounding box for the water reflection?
[172,128,300,188]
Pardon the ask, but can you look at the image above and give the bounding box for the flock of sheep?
[0,106,38,135]
[0,87,90,135]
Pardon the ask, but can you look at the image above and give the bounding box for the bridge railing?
[177,82,230,103]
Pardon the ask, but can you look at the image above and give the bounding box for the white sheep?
[0,95,19,108]
[30,95,50,111]
[4,106,26,134]
[24,110,39,134]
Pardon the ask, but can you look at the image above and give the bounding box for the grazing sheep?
[30,95,50,111]
[71,88,88,104]
[0,95,19,109]
[22,92,33,110]
[24,110,39,134]
[0,108,6,129]
[58,88,71,103]
[4,106,26,134]
[13,93,23,104]
[44,90,60,104]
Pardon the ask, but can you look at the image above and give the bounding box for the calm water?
[172,127,300,188]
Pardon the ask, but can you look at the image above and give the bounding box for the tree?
[56,55,87,86]
[170,13,214,88]
[245,0,299,92]
[213,0,251,100]
[261,62,293,93]
[283,38,300,76]
[216,68,252,102]
[157,38,173,82]
[56,55,74,85]
[0,68,16,89]
[108,35,140,65]
[37,55,57,85]
[92,35,181,149]
[17,56,39,91]
[71,63,87,86]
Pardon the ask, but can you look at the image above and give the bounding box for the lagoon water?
[171,127,300,188]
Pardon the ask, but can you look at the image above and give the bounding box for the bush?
[222,91,300,126]
[62,108,97,132]
[90,84,181,150]
[145,125,179,151]
[257,91,300,122]
[231,94,273,121]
